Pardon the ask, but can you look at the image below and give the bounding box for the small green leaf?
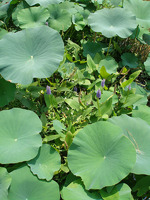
[99,97,112,116]
[65,131,73,148]
[133,176,150,197]
[44,94,58,108]
[121,79,134,88]
[87,54,97,72]
[0,77,16,107]
[100,66,110,79]
[121,53,138,68]
[65,98,81,111]
[129,70,141,80]
[53,120,66,134]
[122,94,144,107]
[0,167,11,200]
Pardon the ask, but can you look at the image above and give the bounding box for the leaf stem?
[97,98,101,116]
[46,78,53,86]
[106,38,112,56]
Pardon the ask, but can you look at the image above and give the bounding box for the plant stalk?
[106,38,112,56]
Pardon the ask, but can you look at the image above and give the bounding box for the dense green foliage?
[0,0,150,199]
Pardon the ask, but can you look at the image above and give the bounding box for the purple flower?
[46,85,51,95]
[101,79,105,87]
[45,22,48,26]
[74,86,77,92]
[96,89,101,99]
[128,84,131,91]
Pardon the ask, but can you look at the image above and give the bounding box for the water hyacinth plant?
[101,79,105,88]
[96,89,101,99]
[0,0,150,199]
[46,85,51,95]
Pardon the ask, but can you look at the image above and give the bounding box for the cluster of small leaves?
[0,0,150,199]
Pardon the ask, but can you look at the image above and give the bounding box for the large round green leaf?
[0,77,16,107]
[0,167,11,200]
[0,26,64,84]
[68,121,136,190]
[17,7,49,29]
[83,41,106,58]
[121,53,138,69]
[25,0,64,7]
[132,105,150,126]
[61,179,102,200]
[0,108,42,164]
[100,183,133,200]
[8,165,60,200]
[27,144,61,181]
[124,0,150,28]
[109,115,150,175]
[47,4,72,32]
[0,28,8,39]
[12,1,29,27]
[88,7,137,38]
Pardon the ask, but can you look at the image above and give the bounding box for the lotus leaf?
[0,167,11,200]
[72,12,85,31]
[59,1,79,15]
[17,7,49,29]
[72,9,90,31]
[68,121,136,190]
[8,165,60,200]
[83,41,106,58]
[98,56,118,74]
[132,105,150,125]
[27,144,61,181]
[47,4,72,32]
[88,7,137,38]
[133,176,150,197]
[61,179,102,200]
[110,0,121,6]
[0,28,7,39]
[0,108,42,164]
[25,0,64,7]
[0,77,16,107]
[143,34,150,45]
[101,183,133,200]
[131,82,148,106]
[0,26,64,84]
[109,115,150,175]
[12,1,29,26]
[0,0,10,19]
[124,0,150,28]
[121,53,138,68]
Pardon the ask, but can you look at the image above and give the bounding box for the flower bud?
[96,89,101,99]
[128,84,131,91]
[74,86,77,92]
[101,79,105,87]
[46,85,51,95]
